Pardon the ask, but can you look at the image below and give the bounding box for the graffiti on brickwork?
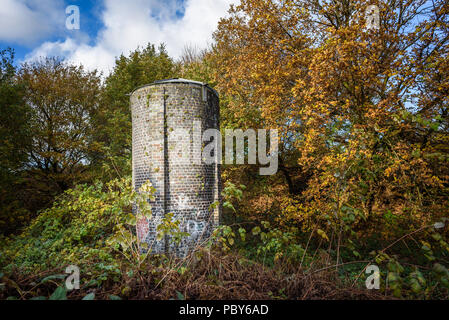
[143,212,208,255]
[136,216,150,242]
[176,194,194,210]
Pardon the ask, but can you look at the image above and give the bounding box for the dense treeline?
[0,0,448,300]
[0,44,177,234]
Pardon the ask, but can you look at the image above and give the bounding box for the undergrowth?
[0,178,448,300]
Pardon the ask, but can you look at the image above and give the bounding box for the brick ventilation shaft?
[130,79,221,257]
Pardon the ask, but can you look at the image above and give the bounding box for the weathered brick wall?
[130,79,221,257]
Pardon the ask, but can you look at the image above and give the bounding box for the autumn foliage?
[1,0,449,300]
[212,0,449,239]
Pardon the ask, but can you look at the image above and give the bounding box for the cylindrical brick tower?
[130,78,221,257]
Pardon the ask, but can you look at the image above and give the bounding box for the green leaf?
[387,272,399,282]
[410,280,422,294]
[441,277,449,289]
[433,263,448,275]
[431,233,442,241]
[109,295,122,300]
[49,286,67,300]
[82,292,95,300]
[252,226,261,235]
[430,122,439,131]
[238,227,246,241]
[317,229,329,241]
[261,221,270,229]
[40,274,66,284]
[176,291,185,300]
[223,201,235,212]
[30,296,47,300]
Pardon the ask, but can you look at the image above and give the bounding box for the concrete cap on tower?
[130,78,219,98]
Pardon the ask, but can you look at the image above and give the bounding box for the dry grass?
[117,249,387,300]
[1,248,388,300]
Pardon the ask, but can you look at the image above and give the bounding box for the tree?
[212,0,449,239]
[91,43,179,180]
[18,57,101,194]
[0,48,30,184]
[212,0,315,196]
[0,48,32,234]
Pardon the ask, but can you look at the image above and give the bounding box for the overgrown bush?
[0,178,136,278]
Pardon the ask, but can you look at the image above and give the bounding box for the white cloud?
[0,0,65,45]
[25,0,237,75]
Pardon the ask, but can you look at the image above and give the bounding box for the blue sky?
[0,1,105,60]
[0,0,236,74]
